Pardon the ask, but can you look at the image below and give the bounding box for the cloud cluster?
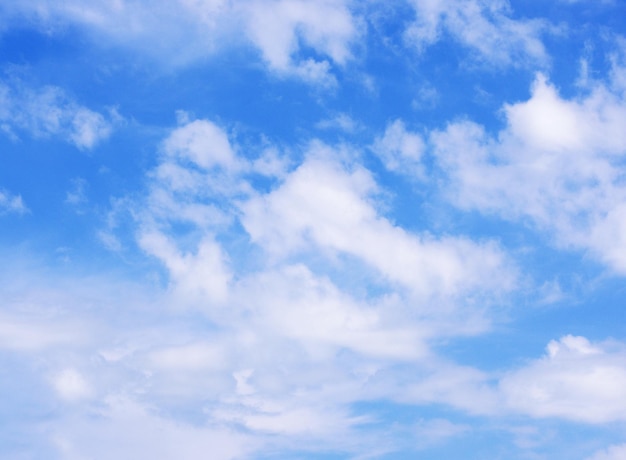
[145,117,515,332]
[5,116,515,457]
[431,67,626,272]
[2,1,626,458]
[2,104,626,457]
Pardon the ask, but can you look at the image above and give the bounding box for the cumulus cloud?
[431,70,626,272]
[163,118,239,171]
[141,118,245,232]
[405,0,548,66]
[500,335,626,423]
[0,79,114,149]
[243,0,357,84]
[241,143,514,305]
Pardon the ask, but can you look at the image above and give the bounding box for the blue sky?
[1,1,626,458]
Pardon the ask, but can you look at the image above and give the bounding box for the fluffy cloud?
[372,119,425,176]
[163,118,239,171]
[242,142,513,305]
[135,118,242,306]
[431,70,626,272]
[405,0,548,66]
[139,231,232,305]
[243,0,357,83]
[500,335,626,423]
[138,119,241,228]
[0,80,114,149]
[233,264,427,360]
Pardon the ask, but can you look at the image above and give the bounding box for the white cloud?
[431,71,626,272]
[500,335,626,423]
[405,0,548,66]
[3,0,359,84]
[163,119,238,171]
[243,0,357,83]
[234,264,428,360]
[372,119,425,176]
[2,0,233,65]
[504,74,626,153]
[0,80,114,149]
[25,114,529,458]
[79,117,521,454]
[241,142,514,304]
[139,231,232,306]
[134,118,244,307]
[69,107,113,149]
[0,189,27,215]
[126,118,517,368]
[143,118,249,232]
[251,146,290,178]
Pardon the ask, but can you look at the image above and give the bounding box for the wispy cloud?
[3,0,360,85]
[0,79,115,149]
[405,0,549,67]
[0,189,27,215]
